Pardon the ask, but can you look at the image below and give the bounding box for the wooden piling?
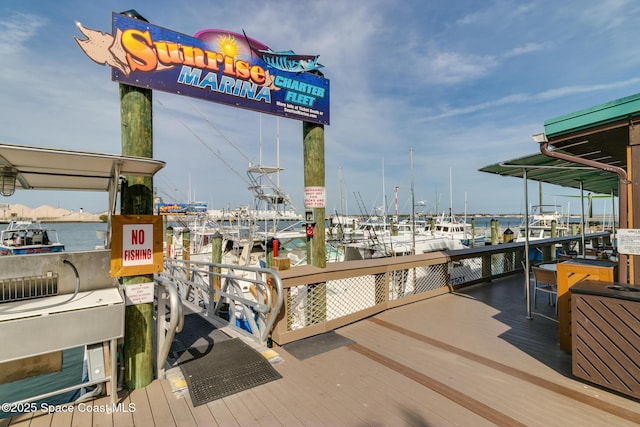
[120,83,154,390]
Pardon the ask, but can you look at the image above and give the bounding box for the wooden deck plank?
[338,322,525,426]
[50,407,74,427]
[158,379,197,427]
[111,392,135,427]
[245,360,330,426]
[318,344,495,427]
[234,388,284,426]
[69,401,92,427]
[271,349,375,426]
[277,348,409,426]
[128,385,155,427]
[179,393,219,427]
[144,380,177,427]
[220,394,263,426]
[239,384,304,426]
[292,344,484,427]
[23,410,51,427]
[4,411,31,426]
[205,398,241,427]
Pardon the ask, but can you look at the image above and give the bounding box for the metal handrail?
[158,257,284,347]
[154,276,184,379]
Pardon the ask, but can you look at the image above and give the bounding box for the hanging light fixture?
[0,166,18,197]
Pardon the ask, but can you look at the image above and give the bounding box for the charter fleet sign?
[75,12,330,125]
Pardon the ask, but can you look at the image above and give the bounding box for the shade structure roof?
[0,143,165,192]
[479,150,620,197]
[480,92,640,197]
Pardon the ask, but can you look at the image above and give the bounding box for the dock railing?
[270,231,612,345]
[155,231,611,350]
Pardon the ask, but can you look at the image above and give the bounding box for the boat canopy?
[0,143,165,192]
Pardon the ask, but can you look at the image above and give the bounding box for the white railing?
[156,258,283,348]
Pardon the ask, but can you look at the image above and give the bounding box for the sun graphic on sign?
[217,34,241,58]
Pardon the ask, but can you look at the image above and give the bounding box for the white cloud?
[415,48,499,84]
[0,13,47,53]
[503,42,548,58]
[424,77,640,121]
[577,0,633,31]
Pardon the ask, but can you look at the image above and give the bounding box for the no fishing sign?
[111,215,163,276]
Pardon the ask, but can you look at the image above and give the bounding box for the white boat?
[423,212,484,246]
[0,220,64,256]
[515,204,570,242]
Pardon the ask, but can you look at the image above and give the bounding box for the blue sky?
[1,0,639,217]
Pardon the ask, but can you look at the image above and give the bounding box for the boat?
[515,204,570,242]
[0,220,64,255]
[423,212,485,246]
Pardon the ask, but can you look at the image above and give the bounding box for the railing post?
[482,254,492,279]
[305,283,327,326]
[374,272,386,304]
[211,231,223,315]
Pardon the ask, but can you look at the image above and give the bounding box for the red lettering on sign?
[131,229,145,245]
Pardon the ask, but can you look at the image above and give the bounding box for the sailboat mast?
[259,114,263,166]
[339,165,345,214]
[276,118,280,188]
[449,168,453,219]
[382,158,386,218]
[410,148,415,253]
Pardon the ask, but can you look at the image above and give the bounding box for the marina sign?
[157,203,207,215]
[75,12,330,125]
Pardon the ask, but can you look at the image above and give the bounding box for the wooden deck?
[3,273,640,426]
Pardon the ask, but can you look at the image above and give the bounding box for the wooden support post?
[471,218,476,247]
[628,125,640,284]
[303,106,326,324]
[164,222,173,258]
[182,229,191,281]
[303,120,326,268]
[211,231,222,301]
[120,82,154,390]
[490,219,499,245]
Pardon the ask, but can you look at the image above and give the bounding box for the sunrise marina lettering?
[178,66,272,102]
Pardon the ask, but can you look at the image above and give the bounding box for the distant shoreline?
[0,219,106,224]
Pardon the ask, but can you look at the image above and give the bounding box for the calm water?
[48,222,108,251]
[0,221,108,252]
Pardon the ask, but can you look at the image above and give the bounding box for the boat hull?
[0,244,65,256]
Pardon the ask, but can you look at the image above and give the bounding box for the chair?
[531,266,558,316]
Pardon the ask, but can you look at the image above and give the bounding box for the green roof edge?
[544,92,640,137]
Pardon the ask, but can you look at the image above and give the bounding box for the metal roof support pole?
[539,141,629,284]
[579,181,586,254]
[524,169,532,319]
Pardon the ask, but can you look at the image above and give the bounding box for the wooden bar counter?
[556,258,617,352]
